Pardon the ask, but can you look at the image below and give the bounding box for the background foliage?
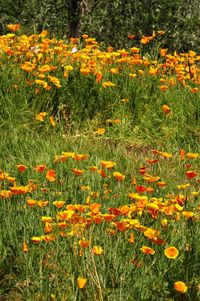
[1,0,200,51]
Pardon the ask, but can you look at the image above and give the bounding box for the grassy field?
[0,25,200,300]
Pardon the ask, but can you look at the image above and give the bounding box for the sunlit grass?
[0,26,200,300]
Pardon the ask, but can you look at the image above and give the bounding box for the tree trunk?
[68,0,81,37]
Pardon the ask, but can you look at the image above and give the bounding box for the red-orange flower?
[140,246,155,255]
[113,221,129,231]
[79,239,91,248]
[17,165,27,173]
[146,159,159,164]
[72,168,85,176]
[46,169,56,182]
[34,164,46,173]
[7,24,20,32]
[90,203,101,214]
[136,185,147,193]
[128,34,135,40]
[186,170,197,179]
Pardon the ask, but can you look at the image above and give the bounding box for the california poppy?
[140,246,155,255]
[164,246,179,259]
[92,245,103,255]
[77,277,87,289]
[162,104,172,115]
[46,169,56,182]
[174,281,188,293]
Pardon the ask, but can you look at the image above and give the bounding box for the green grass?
[0,31,200,301]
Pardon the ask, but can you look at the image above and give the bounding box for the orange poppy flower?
[113,221,129,231]
[138,70,144,75]
[77,277,87,289]
[90,166,98,172]
[95,72,103,83]
[130,47,140,53]
[160,85,168,92]
[102,81,116,88]
[174,281,188,293]
[164,246,179,259]
[80,68,91,76]
[190,87,198,94]
[44,222,54,234]
[186,153,199,159]
[103,214,116,222]
[98,169,107,178]
[79,239,91,248]
[140,246,155,255]
[7,24,20,32]
[157,31,165,35]
[162,104,172,115]
[157,181,166,187]
[136,185,147,193]
[46,169,56,182]
[113,171,125,181]
[56,210,74,221]
[128,34,135,40]
[23,241,28,253]
[90,203,101,214]
[41,216,53,223]
[0,190,12,199]
[31,236,43,244]
[34,164,46,173]
[82,34,88,39]
[26,199,37,207]
[36,112,47,121]
[159,151,173,159]
[128,232,135,244]
[43,234,56,243]
[92,245,103,255]
[140,35,154,44]
[108,207,121,216]
[10,185,29,195]
[50,116,56,127]
[17,165,27,173]
[95,128,105,135]
[146,159,159,164]
[139,166,146,175]
[37,201,49,208]
[100,160,116,169]
[72,168,84,176]
[179,149,185,160]
[53,201,65,209]
[186,170,197,179]
[74,153,89,161]
[143,174,160,183]
[146,187,154,193]
[182,211,194,219]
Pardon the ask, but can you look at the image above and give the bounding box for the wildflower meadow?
[0,25,200,301]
